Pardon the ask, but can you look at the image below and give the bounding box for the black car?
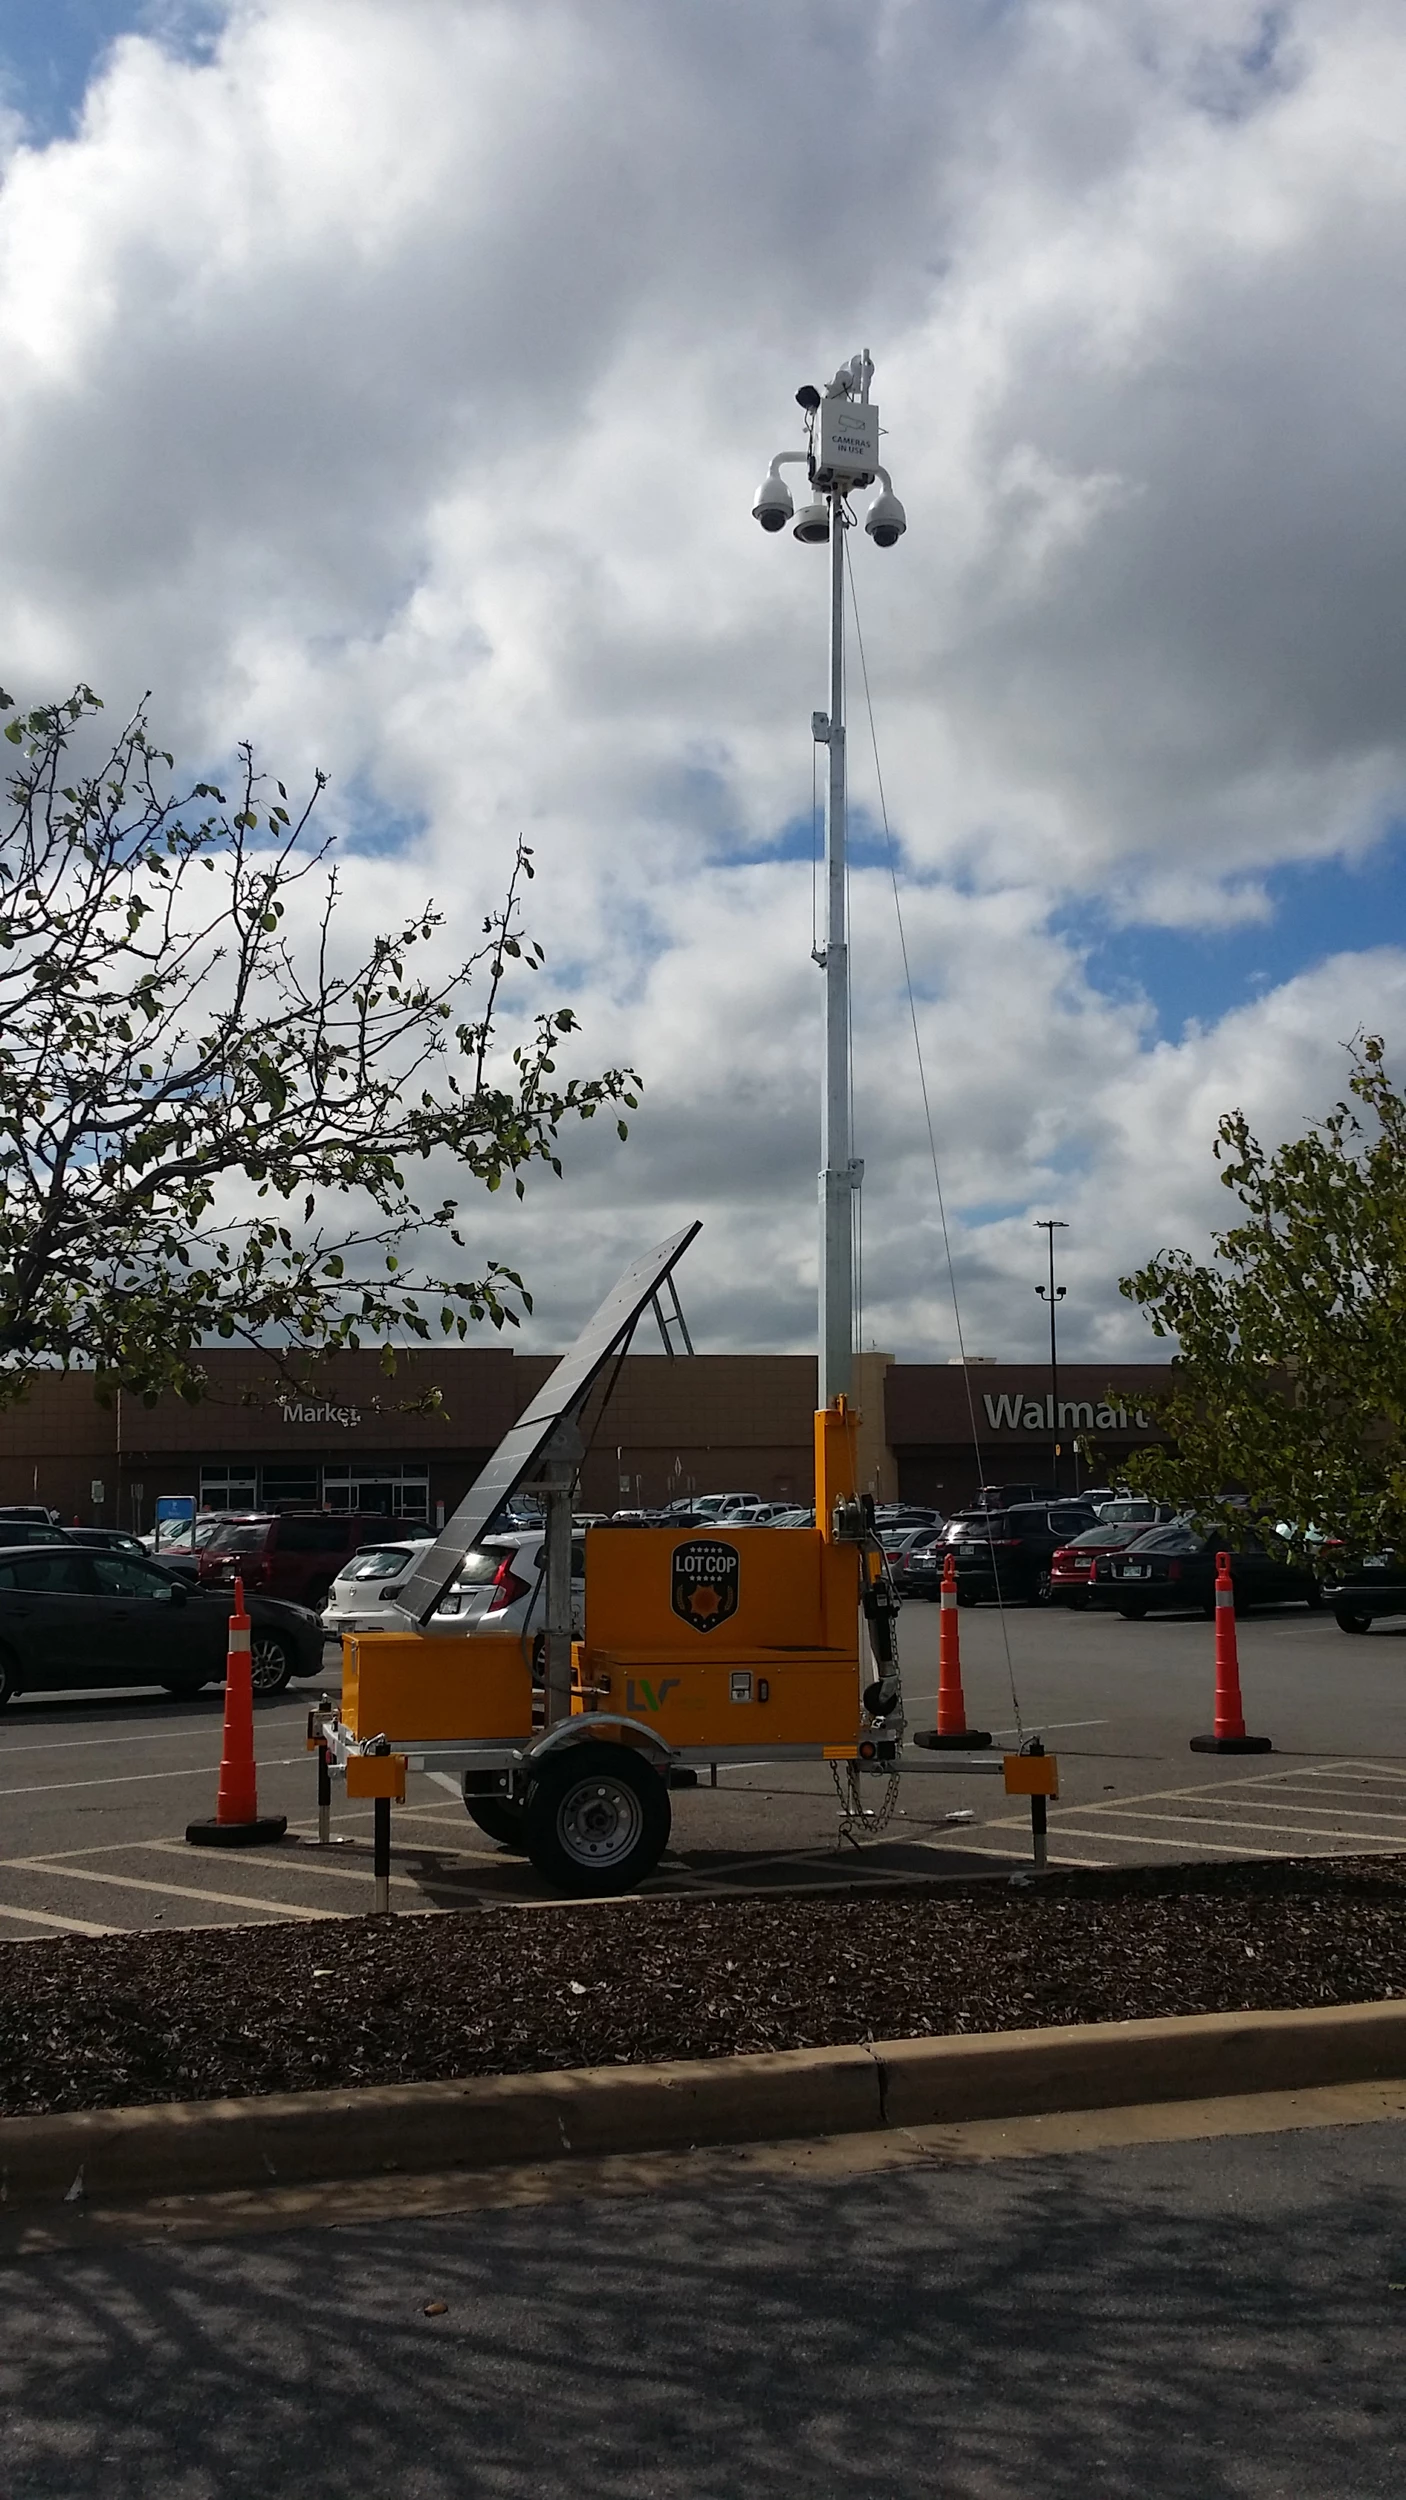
[973,1483,1059,1511]
[941,1502,1101,1603]
[1088,1525,1321,1618]
[1325,1560,1406,1634]
[0,1545,325,1705]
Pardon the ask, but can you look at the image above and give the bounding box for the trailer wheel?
[464,1797,528,1851]
[524,1743,671,1896]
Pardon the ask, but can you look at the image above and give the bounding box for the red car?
[1047,1520,1176,1606]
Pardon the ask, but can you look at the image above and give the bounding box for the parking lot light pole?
[1035,1219,1068,1492]
[752,353,905,1407]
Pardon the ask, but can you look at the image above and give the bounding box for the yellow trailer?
[309,1230,1055,1895]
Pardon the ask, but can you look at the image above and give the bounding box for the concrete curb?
[4,1999,1406,2213]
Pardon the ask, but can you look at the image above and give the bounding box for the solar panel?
[395,1221,701,1625]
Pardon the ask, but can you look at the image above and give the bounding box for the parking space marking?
[1062,1806,1406,1848]
[138,1839,493,1895]
[0,1753,308,1800]
[0,1899,117,1935]
[4,1860,343,1921]
[911,1836,1113,1869]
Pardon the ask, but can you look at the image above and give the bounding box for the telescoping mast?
[305,358,1058,1897]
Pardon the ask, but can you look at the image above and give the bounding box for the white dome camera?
[792,499,831,545]
[751,471,795,533]
[865,486,906,548]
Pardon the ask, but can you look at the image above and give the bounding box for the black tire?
[0,1647,19,1706]
[464,1798,528,1851]
[523,1743,671,1896]
[249,1631,293,1697]
[1336,1608,1372,1635]
[160,1678,212,1699]
[1304,1578,1325,1612]
[1118,1604,1148,1621]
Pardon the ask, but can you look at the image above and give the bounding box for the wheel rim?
[249,1635,288,1694]
[555,1769,645,1870]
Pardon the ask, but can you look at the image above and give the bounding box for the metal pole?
[818,491,853,1408]
[1036,1219,1067,1493]
[373,1795,391,1915]
[317,1740,331,1847]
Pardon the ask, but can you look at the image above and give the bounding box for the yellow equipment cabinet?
[341,1627,533,1746]
[580,1524,863,1754]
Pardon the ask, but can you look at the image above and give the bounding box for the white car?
[322,1530,585,1648]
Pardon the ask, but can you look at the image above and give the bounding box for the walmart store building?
[0,1348,1171,1529]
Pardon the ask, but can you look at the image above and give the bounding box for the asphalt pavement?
[3,2110,1404,2497]
[4,1602,1406,1931]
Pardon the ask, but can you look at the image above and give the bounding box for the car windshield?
[206,1521,271,1553]
[1129,1526,1200,1553]
[947,1517,999,1538]
[1067,1523,1139,1549]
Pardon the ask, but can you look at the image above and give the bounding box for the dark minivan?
[199,1511,425,1609]
[942,1502,1101,1603]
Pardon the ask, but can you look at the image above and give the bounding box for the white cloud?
[2,0,1405,1362]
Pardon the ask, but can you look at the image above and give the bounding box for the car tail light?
[1167,1559,1181,1580]
[489,1556,532,1608]
[990,1538,1020,1549]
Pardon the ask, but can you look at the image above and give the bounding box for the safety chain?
[832,1762,902,1849]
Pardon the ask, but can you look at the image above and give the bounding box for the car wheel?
[249,1632,293,1697]
[523,1743,671,1896]
[1118,1604,1148,1621]
[1336,1608,1372,1635]
[1304,1579,1325,1612]
[0,1647,19,1706]
[464,1796,528,1851]
[160,1677,212,1699]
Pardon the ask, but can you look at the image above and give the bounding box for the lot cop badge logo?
[671,1537,740,1634]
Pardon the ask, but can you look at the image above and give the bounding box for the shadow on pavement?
[2,2119,1401,2497]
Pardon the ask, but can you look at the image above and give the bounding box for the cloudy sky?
[3,0,1405,1366]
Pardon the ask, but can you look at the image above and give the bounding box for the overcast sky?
[2,0,1405,1365]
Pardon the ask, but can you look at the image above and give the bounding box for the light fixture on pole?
[753,352,906,1407]
[1035,1219,1069,1493]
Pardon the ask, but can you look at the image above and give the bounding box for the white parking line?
[0,1754,308,1799]
[4,1860,341,1921]
[138,1840,483,1893]
[0,1899,116,1935]
[912,1836,1113,1869]
[1074,1805,1406,1849]
[1023,1824,1284,1857]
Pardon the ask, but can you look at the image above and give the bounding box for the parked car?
[323,1529,586,1656]
[0,1544,323,1704]
[973,1482,1060,1512]
[1325,1557,1406,1635]
[63,1528,150,1558]
[0,1519,82,1548]
[144,1512,252,1582]
[1087,1524,1322,1618]
[686,1493,765,1520]
[940,1502,1101,1603]
[890,1527,948,1596]
[1090,1498,1180,1529]
[0,1505,62,1526]
[199,1510,424,1609]
[1046,1520,1177,1606]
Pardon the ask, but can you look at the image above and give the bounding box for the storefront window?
[323,1468,430,1520]
[199,1468,258,1513]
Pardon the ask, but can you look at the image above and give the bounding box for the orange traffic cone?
[1190,1552,1272,1755]
[186,1577,289,1846]
[914,1552,992,1749]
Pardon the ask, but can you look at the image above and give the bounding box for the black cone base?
[913,1727,993,1750]
[1189,1734,1272,1754]
[186,1814,288,1847]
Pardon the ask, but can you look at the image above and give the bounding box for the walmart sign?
[982,1391,1153,1434]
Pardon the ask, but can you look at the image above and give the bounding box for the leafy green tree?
[1118,1034,1406,1555]
[0,687,637,1406]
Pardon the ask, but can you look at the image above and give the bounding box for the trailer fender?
[527,1714,674,1776]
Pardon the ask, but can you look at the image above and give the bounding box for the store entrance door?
[322,1467,429,1522]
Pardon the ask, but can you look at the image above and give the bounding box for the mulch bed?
[3,1855,1406,2117]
